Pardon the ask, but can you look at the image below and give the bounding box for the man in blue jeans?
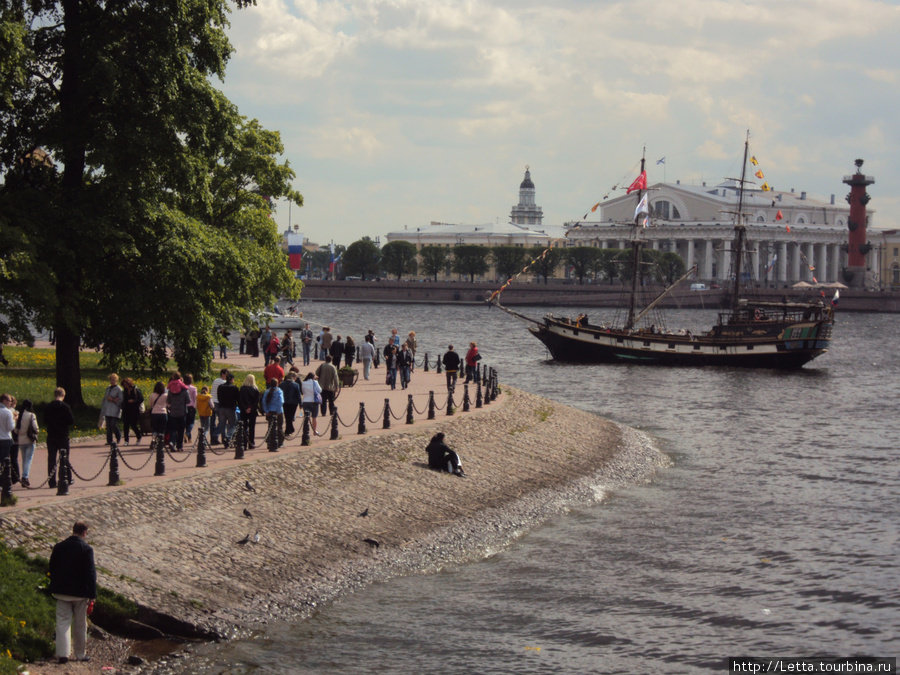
[300,323,314,366]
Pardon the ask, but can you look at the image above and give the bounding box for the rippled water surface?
[201,302,900,674]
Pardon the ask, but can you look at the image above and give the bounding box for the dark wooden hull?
[529,314,833,369]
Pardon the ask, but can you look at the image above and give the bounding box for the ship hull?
[529,316,832,369]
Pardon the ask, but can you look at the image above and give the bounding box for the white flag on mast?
[633,194,649,227]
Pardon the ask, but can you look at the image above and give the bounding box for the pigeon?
[252,531,260,544]
[243,508,253,518]
[363,538,380,548]
[236,533,250,545]
[358,508,369,518]
[244,480,256,493]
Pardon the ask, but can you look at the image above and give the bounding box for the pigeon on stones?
[236,533,251,545]
[358,508,369,518]
[243,508,253,518]
[252,531,260,544]
[245,480,256,493]
[363,538,380,548]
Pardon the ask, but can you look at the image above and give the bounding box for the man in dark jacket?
[425,432,465,477]
[279,373,302,436]
[442,345,461,393]
[44,387,75,488]
[49,521,97,664]
[216,374,240,446]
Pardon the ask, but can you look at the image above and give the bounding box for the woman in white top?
[14,399,39,488]
[300,373,323,436]
[148,381,168,439]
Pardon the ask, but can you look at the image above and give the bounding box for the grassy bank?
[0,346,264,441]
[0,538,140,674]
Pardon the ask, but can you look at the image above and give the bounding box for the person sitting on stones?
[425,432,465,477]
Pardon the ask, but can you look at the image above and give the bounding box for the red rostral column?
[843,159,875,288]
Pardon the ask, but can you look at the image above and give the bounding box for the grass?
[0,346,266,441]
[0,538,139,673]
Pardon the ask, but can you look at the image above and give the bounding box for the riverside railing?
[0,361,500,504]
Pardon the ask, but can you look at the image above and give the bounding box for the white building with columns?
[566,180,866,285]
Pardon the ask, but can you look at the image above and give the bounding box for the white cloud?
[219,0,900,238]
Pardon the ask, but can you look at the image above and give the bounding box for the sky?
[218,0,900,245]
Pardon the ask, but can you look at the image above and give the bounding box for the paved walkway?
[5,346,499,511]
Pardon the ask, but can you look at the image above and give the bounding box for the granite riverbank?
[1,386,669,673]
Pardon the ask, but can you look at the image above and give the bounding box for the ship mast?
[624,150,646,330]
[729,131,751,313]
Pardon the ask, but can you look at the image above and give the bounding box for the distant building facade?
[878,230,900,289]
[566,180,868,285]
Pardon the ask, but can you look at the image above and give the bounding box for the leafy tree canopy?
[451,244,489,283]
[418,245,449,281]
[343,237,381,280]
[566,246,604,285]
[527,245,562,285]
[491,246,528,283]
[0,0,301,405]
[380,240,418,280]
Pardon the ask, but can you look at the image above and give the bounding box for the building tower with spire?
[510,165,543,226]
[842,159,875,288]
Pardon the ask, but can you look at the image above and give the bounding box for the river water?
[198,302,900,674]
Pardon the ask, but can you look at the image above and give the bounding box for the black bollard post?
[476,363,481,384]
[107,444,121,485]
[383,398,391,429]
[406,395,415,424]
[446,390,455,416]
[57,448,70,495]
[302,409,311,446]
[492,369,499,401]
[330,408,339,440]
[196,430,208,467]
[476,379,483,408]
[267,415,279,452]
[234,422,245,460]
[436,353,443,374]
[483,374,491,406]
[482,365,488,388]
[314,343,319,360]
[427,391,436,420]
[358,402,367,435]
[153,436,166,476]
[423,353,430,372]
[463,384,470,412]
[0,457,12,504]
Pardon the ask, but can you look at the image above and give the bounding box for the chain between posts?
[2,366,501,503]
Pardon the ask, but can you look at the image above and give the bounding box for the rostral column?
[843,159,875,288]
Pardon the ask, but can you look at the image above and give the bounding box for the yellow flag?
[750,156,759,166]
[760,182,770,192]
[755,170,764,179]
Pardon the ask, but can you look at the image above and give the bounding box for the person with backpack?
[261,378,285,449]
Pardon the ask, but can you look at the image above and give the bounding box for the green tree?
[0,0,299,405]
[343,237,381,280]
[380,240,418,280]
[451,245,490,282]
[566,247,603,285]
[656,251,687,284]
[595,248,627,284]
[527,246,562,284]
[419,245,450,281]
[491,246,528,283]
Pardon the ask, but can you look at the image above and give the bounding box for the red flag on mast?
[626,171,647,194]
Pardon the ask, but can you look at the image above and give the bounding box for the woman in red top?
[464,342,479,383]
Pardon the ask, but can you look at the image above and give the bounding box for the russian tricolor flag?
[287,233,304,270]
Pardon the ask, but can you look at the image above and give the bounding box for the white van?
[690,283,708,291]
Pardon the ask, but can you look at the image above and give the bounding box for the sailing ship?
[493,134,835,368]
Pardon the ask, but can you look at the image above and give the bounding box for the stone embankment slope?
[1,387,666,648]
